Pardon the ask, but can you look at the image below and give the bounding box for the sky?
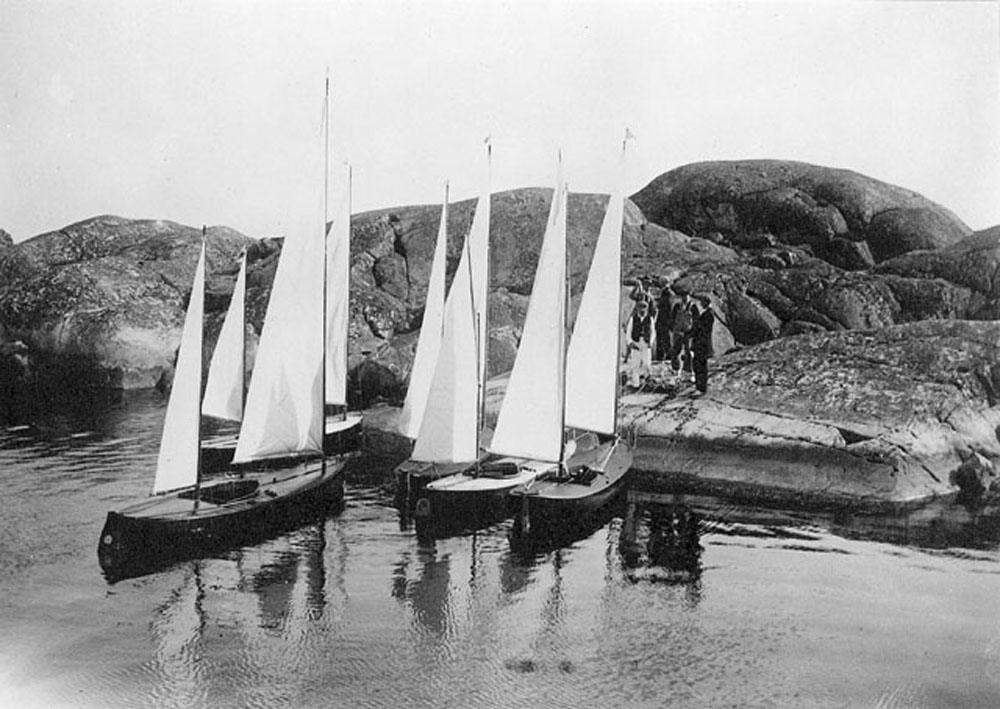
[1,0,998,243]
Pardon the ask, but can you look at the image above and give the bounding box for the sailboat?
[199,94,362,473]
[98,79,349,580]
[97,234,345,581]
[507,136,635,535]
[416,154,612,526]
[394,143,494,500]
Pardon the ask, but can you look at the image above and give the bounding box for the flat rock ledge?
[621,320,1000,508]
[619,393,977,510]
[361,321,1000,508]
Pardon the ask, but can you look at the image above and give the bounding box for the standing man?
[654,284,680,363]
[691,295,715,394]
[668,292,695,382]
[626,299,655,387]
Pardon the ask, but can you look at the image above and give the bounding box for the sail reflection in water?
[145,521,345,707]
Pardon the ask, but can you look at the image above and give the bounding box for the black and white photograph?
[1,1,999,707]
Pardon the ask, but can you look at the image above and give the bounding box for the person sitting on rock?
[691,295,715,395]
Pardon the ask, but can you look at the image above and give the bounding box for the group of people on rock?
[624,279,715,395]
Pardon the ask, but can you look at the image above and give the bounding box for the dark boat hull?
[413,486,514,537]
[509,438,633,537]
[98,460,345,582]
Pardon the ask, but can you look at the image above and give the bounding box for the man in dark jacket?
[690,296,715,394]
[654,285,680,362]
[668,292,694,381]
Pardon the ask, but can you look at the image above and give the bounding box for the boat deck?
[115,459,344,521]
[426,457,554,493]
[514,438,631,503]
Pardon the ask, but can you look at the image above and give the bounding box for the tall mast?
[613,132,627,438]
[193,226,206,512]
[479,138,492,433]
[321,73,329,473]
[240,249,248,419]
[558,175,568,472]
[343,164,351,422]
[465,220,481,474]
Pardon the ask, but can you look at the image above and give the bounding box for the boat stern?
[97,511,142,579]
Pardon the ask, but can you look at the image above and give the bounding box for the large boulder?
[630,160,971,270]
[0,216,252,389]
[874,227,1000,320]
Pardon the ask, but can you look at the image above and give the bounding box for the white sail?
[202,251,247,422]
[153,242,206,494]
[489,174,567,463]
[468,142,491,393]
[325,163,351,407]
[411,232,480,463]
[397,187,450,439]
[565,142,628,434]
[232,224,324,464]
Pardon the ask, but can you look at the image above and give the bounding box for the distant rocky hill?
[0,160,994,414]
[630,159,970,268]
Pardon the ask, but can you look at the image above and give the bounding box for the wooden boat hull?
[414,458,555,529]
[200,413,363,473]
[412,489,512,537]
[509,438,633,537]
[98,459,345,582]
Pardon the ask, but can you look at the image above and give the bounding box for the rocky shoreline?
[2,159,998,506]
[360,320,1000,509]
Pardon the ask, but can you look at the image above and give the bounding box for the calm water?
[2,392,1000,708]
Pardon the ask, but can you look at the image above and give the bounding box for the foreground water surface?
[1,391,1000,708]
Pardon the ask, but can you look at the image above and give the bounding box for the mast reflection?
[392,537,453,638]
[146,520,338,699]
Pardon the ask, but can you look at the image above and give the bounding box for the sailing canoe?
[509,134,636,533]
[97,238,347,581]
[415,157,569,525]
[395,157,495,498]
